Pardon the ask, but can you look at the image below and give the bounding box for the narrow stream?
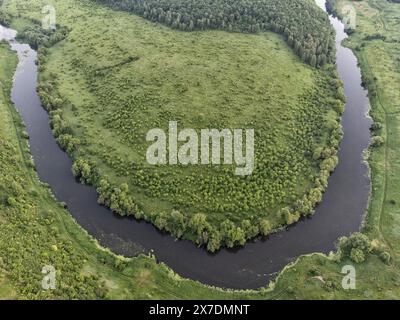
[0,0,372,289]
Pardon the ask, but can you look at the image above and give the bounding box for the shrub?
[339,233,371,263]
[72,159,95,184]
[259,219,272,236]
[350,248,365,264]
[207,232,222,253]
[379,251,391,265]
[371,136,384,148]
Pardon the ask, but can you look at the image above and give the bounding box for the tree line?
[92,0,336,67]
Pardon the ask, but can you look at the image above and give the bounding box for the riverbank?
[0,41,105,299]
[335,0,400,261]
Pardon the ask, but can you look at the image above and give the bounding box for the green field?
[1,0,400,300]
[1,0,344,250]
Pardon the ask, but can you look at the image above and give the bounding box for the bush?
[72,159,96,184]
[259,219,272,236]
[220,220,246,248]
[207,232,221,253]
[167,210,186,238]
[189,213,211,245]
[57,134,80,153]
[371,136,384,148]
[379,251,391,265]
[339,233,371,263]
[241,219,259,239]
[0,11,11,26]
[7,196,17,207]
[370,122,382,132]
[313,147,323,160]
[350,248,365,264]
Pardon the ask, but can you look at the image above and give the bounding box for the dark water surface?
[0,0,372,289]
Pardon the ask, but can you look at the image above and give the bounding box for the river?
[0,0,372,289]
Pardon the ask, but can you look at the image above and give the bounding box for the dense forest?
[92,0,336,67]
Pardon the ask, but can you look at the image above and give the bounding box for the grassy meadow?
[2,0,344,250]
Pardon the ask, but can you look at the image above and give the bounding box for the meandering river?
[0,0,372,289]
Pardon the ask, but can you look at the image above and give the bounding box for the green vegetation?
[92,0,336,66]
[327,0,400,297]
[327,0,400,255]
[2,0,344,251]
[2,0,400,300]
[0,43,106,299]
[15,23,68,50]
